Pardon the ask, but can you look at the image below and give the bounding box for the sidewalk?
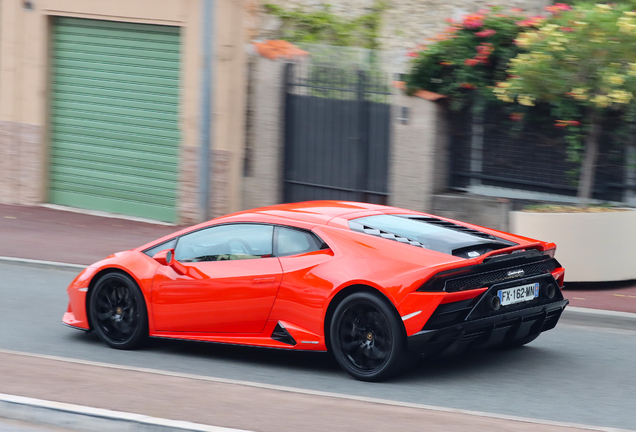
[0,351,613,432]
[0,204,181,266]
[1,203,635,313]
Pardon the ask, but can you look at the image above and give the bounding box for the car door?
[151,223,282,333]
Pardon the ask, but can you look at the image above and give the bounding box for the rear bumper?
[407,298,568,356]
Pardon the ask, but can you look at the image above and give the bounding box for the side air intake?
[271,322,297,346]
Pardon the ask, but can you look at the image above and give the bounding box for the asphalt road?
[1,262,635,431]
[0,418,73,432]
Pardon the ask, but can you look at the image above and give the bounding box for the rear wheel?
[89,272,148,350]
[330,292,407,381]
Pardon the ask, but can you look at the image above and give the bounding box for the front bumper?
[408,273,568,356]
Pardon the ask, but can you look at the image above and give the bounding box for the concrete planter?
[510,209,636,283]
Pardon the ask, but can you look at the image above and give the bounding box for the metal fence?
[283,61,392,204]
[449,106,634,203]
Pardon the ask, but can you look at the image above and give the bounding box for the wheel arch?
[85,267,143,331]
[323,284,405,352]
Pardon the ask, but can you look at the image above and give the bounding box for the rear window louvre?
[350,222,428,249]
[401,216,499,241]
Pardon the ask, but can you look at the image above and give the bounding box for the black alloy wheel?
[330,292,407,381]
[89,272,148,350]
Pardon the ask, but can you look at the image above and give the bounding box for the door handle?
[252,277,276,284]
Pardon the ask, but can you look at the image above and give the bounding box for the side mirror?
[153,249,174,266]
[152,248,187,276]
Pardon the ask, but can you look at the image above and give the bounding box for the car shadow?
[145,336,342,373]
[66,331,568,382]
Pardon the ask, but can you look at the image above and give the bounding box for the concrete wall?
[511,209,636,282]
[248,0,550,59]
[0,0,248,224]
[242,55,286,210]
[244,57,456,213]
[430,193,511,231]
[389,92,448,212]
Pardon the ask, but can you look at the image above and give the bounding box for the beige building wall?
[0,0,248,224]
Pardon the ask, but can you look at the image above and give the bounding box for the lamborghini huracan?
[63,201,568,381]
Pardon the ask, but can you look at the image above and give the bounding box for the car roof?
[219,201,414,225]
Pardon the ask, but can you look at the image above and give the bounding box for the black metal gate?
[449,106,628,202]
[283,62,391,204]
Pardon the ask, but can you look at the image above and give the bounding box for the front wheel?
[330,292,407,381]
[89,272,148,350]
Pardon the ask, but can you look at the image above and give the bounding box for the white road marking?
[0,257,85,270]
[0,392,252,432]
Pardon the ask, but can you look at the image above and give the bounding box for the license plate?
[498,283,539,306]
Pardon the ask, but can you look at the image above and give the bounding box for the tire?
[89,272,148,350]
[329,292,407,381]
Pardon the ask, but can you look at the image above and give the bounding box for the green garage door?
[49,17,181,223]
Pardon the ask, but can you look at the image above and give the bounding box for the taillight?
[551,268,565,288]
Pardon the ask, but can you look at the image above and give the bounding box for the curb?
[0,393,252,432]
[0,256,86,271]
[561,306,636,329]
[39,204,176,226]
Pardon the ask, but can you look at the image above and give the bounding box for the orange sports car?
[63,201,568,381]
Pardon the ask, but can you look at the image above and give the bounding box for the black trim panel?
[408,298,568,357]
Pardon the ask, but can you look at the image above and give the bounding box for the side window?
[275,227,324,257]
[174,224,273,262]
[144,238,177,258]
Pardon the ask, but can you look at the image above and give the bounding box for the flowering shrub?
[495,3,636,203]
[495,3,636,112]
[405,6,535,110]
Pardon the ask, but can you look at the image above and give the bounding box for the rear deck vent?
[404,216,499,241]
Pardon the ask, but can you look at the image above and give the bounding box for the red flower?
[476,43,494,54]
[555,3,572,11]
[475,29,497,38]
[464,58,480,66]
[561,27,574,32]
[555,120,580,128]
[510,113,523,121]
[407,51,418,58]
[439,61,453,66]
[511,7,523,13]
[517,15,546,27]
[463,13,485,29]
[475,55,489,64]
[460,83,477,89]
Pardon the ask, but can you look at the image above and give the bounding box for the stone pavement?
[1,203,635,313]
[0,351,613,432]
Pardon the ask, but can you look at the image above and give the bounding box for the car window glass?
[144,238,177,258]
[275,227,322,257]
[175,224,273,262]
